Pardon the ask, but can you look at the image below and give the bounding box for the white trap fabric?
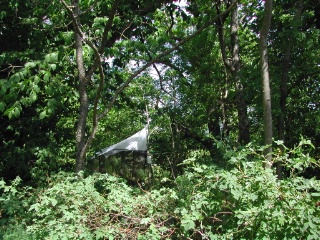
[96,127,148,158]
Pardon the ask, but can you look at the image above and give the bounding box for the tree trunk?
[259,0,273,169]
[207,107,222,139]
[72,0,89,172]
[236,83,250,145]
[216,0,250,145]
[231,3,250,145]
[277,0,304,178]
[221,70,229,138]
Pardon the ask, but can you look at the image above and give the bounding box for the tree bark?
[259,0,273,169]
[230,3,250,145]
[72,0,89,172]
[216,0,250,145]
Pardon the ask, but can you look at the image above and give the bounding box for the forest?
[0,0,320,239]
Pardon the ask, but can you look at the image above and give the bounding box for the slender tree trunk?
[216,0,250,145]
[277,0,304,178]
[259,0,273,169]
[221,68,229,138]
[72,0,89,172]
[221,91,229,139]
[231,3,250,145]
[236,83,250,144]
[60,0,121,172]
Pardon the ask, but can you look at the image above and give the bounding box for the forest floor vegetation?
[1,141,319,239]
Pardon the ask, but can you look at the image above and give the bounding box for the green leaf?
[194,166,204,173]
[44,73,50,81]
[39,110,47,119]
[30,91,37,102]
[24,61,37,68]
[45,52,58,63]
[9,73,21,82]
[181,217,195,232]
[46,86,53,95]
[140,217,151,225]
[29,203,40,212]
[50,198,58,207]
[49,64,57,71]
[0,102,5,112]
[47,99,56,107]
[0,11,6,20]
[4,104,21,119]
[311,193,320,197]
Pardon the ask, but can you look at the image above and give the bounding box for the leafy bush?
[0,177,35,239]
[24,172,178,239]
[173,140,320,239]
[1,141,319,239]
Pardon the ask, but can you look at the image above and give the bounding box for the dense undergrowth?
[1,141,319,239]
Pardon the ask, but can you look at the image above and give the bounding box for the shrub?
[0,177,35,239]
[173,140,320,239]
[26,172,178,239]
[1,140,319,239]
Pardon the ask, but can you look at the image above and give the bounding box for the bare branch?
[120,20,134,39]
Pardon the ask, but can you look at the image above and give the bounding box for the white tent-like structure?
[96,127,148,159]
[93,126,153,184]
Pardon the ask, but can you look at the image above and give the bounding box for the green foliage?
[1,142,319,239]
[173,140,320,239]
[0,177,36,239]
[1,0,320,238]
[27,172,108,239]
[1,172,178,239]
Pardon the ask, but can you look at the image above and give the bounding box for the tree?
[259,0,273,168]
[0,0,239,178]
[216,0,250,145]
